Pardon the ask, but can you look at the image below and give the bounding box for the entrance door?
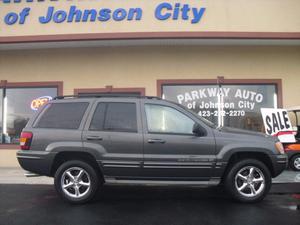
[141,102,216,180]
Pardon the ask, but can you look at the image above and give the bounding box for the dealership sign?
[170,86,269,119]
[1,1,206,25]
[177,87,264,112]
[261,108,296,143]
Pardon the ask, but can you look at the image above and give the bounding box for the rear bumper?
[270,154,288,177]
[17,150,57,176]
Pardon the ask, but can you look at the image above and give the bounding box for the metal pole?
[217,76,224,128]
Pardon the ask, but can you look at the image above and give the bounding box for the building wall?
[1,46,300,105]
[1,45,300,166]
[2,0,300,37]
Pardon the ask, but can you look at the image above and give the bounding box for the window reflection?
[2,88,57,144]
[145,104,195,134]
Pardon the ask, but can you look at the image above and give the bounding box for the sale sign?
[261,108,296,143]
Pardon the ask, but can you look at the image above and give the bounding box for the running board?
[105,178,220,186]
[24,171,41,177]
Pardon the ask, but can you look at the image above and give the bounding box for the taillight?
[20,132,33,150]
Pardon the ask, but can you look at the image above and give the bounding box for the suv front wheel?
[224,159,271,203]
[54,160,100,204]
[290,154,300,171]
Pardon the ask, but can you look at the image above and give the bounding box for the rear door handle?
[148,139,166,144]
[86,136,103,141]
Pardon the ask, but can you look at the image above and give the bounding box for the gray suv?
[17,95,287,204]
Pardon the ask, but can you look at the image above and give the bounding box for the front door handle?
[86,136,103,141]
[148,139,166,144]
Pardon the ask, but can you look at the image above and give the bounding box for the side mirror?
[193,123,206,137]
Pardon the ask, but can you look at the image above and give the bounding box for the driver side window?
[145,104,195,134]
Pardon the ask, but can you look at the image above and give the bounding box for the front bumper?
[270,154,288,177]
[285,150,300,159]
[17,150,57,176]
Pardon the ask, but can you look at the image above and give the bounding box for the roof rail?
[53,95,78,100]
[53,94,162,100]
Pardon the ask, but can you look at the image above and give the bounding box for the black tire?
[224,159,271,203]
[54,160,100,204]
[289,154,300,171]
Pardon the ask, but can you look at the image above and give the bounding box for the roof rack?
[53,94,162,100]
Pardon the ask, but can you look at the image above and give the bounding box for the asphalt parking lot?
[0,169,300,225]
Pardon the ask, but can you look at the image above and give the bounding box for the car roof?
[287,106,300,112]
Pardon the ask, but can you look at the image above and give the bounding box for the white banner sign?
[261,108,296,143]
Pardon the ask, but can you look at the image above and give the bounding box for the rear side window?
[36,102,89,129]
[89,102,137,132]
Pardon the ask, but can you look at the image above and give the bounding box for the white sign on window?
[261,108,296,143]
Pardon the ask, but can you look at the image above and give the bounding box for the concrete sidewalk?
[273,170,300,183]
[0,168,53,185]
[0,167,299,185]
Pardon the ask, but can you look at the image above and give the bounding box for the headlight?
[275,142,285,154]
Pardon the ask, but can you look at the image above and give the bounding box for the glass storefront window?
[0,89,3,142]
[163,85,219,124]
[162,84,277,132]
[2,87,57,144]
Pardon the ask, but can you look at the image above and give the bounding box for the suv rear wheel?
[224,159,271,203]
[54,160,100,204]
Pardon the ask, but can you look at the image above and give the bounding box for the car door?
[82,98,143,178]
[141,100,216,180]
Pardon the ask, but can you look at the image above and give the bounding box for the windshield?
[288,110,300,126]
[173,102,216,128]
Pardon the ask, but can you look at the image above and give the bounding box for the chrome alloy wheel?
[61,167,91,199]
[294,157,300,170]
[234,166,265,198]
